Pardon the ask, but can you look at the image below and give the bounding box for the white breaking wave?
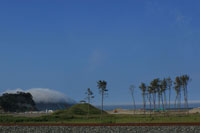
[2,88,76,104]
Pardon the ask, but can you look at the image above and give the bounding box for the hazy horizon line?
[94,100,200,106]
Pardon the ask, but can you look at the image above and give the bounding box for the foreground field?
[1,104,200,124]
[1,113,200,124]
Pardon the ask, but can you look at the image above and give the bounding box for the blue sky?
[0,0,200,105]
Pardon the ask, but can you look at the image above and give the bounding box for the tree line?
[134,74,191,113]
[84,75,190,117]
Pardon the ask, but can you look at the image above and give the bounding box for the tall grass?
[1,113,200,123]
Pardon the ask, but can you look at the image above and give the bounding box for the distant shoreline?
[96,103,200,111]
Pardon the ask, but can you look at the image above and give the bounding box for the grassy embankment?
[0,104,200,123]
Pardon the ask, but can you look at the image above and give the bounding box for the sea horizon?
[95,102,200,111]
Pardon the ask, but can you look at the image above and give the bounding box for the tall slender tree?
[180,75,190,109]
[184,75,190,109]
[129,85,136,115]
[166,77,172,109]
[85,88,94,118]
[150,80,156,110]
[147,86,153,114]
[97,80,108,118]
[174,85,179,109]
[174,76,182,110]
[180,75,186,109]
[139,83,147,114]
[160,79,167,109]
[157,84,161,110]
[150,78,160,110]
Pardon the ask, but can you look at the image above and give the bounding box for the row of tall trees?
[137,75,190,112]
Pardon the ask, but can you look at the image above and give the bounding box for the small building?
[80,100,86,104]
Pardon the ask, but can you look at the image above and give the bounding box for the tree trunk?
[143,93,145,114]
[184,85,188,110]
[131,93,136,115]
[158,92,160,110]
[177,90,181,111]
[87,96,90,119]
[153,93,156,110]
[183,85,186,109]
[161,93,164,110]
[101,91,104,120]
[164,92,166,110]
[179,90,181,110]
[175,94,178,109]
[149,94,152,116]
[186,86,189,114]
[186,86,188,109]
[168,87,171,109]
[134,98,136,115]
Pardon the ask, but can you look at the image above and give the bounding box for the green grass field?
[0,104,200,123]
[1,113,200,123]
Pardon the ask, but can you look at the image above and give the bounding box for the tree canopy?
[0,92,37,112]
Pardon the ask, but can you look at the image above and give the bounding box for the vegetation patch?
[54,103,107,115]
[0,92,37,112]
[1,113,200,124]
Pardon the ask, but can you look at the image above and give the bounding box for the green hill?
[53,103,107,115]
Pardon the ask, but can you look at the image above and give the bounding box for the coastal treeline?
[83,75,190,117]
[137,75,190,112]
[0,92,37,112]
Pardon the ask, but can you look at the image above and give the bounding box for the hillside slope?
[54,103,107,115]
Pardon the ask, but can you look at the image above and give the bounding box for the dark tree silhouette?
[129,85,136,115]
[97,80,108,118]
[174,76,182,109]
[150,78,160,110]
[156,80,161,110]
[147,86,153,114]
[85,88,94,118]
[139,82,147,114]
[160,79,167,109]
[180,74,190,109]
[0,92,36,112]
[166,77,172,109]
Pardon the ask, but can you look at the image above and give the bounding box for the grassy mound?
[53,103,107,116]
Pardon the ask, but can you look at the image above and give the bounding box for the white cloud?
[172,9,191,26]
[87,50,105,72]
